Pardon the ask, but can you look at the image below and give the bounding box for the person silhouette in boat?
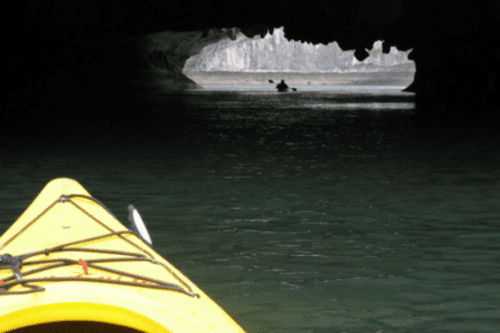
[276,79,289,92]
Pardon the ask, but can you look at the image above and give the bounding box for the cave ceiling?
[26,0,434,58]
[26,0,498,61]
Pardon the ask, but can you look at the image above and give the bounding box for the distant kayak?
[278,87,297,92]
[276,80,289,92]
[269,79,297,92]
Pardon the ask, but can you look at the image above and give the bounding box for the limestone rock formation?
[106,28,242,94]
[183,28,414,73]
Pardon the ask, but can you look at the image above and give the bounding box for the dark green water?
[1,87,499,332]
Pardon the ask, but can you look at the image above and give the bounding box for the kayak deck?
[0,193,197,298]
[0,178,246,333]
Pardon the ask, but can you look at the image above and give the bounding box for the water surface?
[1,87,499,333]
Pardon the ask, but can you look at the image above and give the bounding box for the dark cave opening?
[8,0,500,132]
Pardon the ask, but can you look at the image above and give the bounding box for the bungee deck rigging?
[0,194,199,298]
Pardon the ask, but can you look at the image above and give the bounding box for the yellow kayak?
[0,178,246,333]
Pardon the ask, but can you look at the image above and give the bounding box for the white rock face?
[184,27,415,73]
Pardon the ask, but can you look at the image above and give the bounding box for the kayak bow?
[0,178,246,333]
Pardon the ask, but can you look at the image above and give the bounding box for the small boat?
[269,79,296,92]
[0,178,246,333]
[276,80,289,92]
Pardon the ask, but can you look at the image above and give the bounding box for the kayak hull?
[0,178,246,333]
